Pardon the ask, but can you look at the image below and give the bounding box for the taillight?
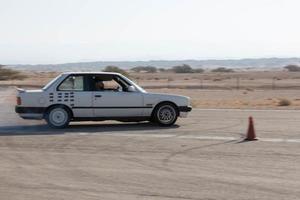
[17,97,21,105]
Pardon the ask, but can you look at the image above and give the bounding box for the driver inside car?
[95,79,105,91]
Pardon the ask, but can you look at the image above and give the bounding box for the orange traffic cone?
[244,116,258,141]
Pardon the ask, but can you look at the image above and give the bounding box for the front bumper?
[178,106,192,118]
[178,106,192,112]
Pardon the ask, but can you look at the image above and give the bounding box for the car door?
[57,74,93,118]
[91,74,144,117]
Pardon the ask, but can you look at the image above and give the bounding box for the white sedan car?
[15,72,192,128]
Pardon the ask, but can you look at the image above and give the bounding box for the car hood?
[146,92,189,99]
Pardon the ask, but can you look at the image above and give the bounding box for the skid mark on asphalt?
[76,132,300,143]
[194,108,300,112]
[117,136,171,171]
[162,139,237,167]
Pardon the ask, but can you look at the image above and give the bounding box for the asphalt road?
[0,87,300,200]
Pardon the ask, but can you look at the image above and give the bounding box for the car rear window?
[43,74,62,90]
[58,75,84,91]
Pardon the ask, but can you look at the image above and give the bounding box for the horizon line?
[4,56,300,66]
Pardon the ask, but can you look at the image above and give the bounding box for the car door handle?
[94,95,102,98]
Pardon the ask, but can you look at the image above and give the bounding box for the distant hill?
[6,57,300,72]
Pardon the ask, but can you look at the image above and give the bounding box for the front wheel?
[45,106,71,128]
[153,103,178,126]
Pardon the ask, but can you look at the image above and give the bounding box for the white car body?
[15,72,192,127]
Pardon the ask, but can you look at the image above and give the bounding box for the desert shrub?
[0,65,27,80]
[102,66,129,77]
[284,65,300,72]
[278,99,291,106]
[193,68,204,73]
[172,64,193,73]
[131,66,157,73]
[211,67,234,73]
[158,68,166,72]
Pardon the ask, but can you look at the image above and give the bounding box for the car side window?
[103,80,121,90]
[58,75,84,91]
[92,75,124,92]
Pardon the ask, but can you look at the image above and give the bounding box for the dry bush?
[284,65,300,72]
[171,64,204,73]
[211,67,234,73]
[278,99,291,106]
[131,66,157,73]
[172,64,193,73]
[0,66,27,80]
[193,68,204,73]
[102,66,129,77]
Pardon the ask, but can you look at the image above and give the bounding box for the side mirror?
[127,85,136,92]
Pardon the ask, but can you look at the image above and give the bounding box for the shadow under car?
[0,122,180,136]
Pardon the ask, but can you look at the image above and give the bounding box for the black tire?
[149,117,156,123]
[153,102,178,126]
[45,106,71,128]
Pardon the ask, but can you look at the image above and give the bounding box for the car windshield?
[42,74,62,90]
[120,75,147,93]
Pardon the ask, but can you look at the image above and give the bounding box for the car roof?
[62,72,122,76]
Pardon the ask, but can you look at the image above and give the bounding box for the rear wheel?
[45,106,71,128]
[153,103,178,126]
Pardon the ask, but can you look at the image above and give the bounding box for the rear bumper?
[15,106,46,114]
[19,113,43,120]
[178,106,192,112]
[15,106,45,120]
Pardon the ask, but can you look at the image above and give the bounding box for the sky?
[1,0,300,64]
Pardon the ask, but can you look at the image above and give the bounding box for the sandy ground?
[148,88,300,109]
[0,87,300,200]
